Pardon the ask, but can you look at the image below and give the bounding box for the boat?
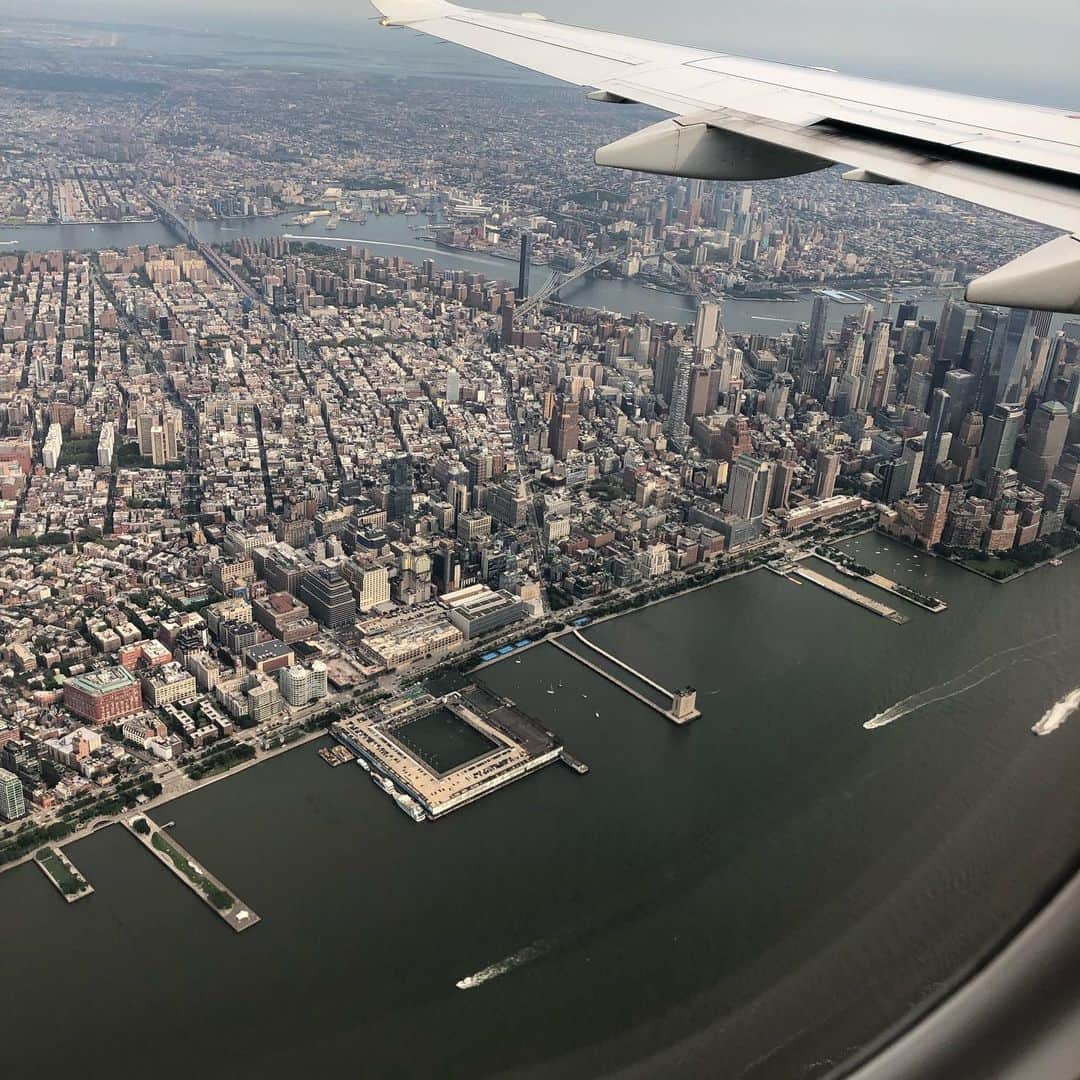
[355,756,371,772]
[394,791,426,822]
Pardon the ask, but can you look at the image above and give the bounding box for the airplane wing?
[369,0,1080,313]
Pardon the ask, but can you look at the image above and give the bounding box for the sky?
[7,0,1079,105]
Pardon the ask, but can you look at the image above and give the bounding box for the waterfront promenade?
[813,551,947,612]
[123,815,260,933]
[792,566,909,624]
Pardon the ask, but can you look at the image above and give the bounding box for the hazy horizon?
[2,0,1077,105]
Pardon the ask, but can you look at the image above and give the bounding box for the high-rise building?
[806,295,829,367]
[1017,400,1070,490]
[901,437,925,495]
[694,301,721,351]
[724,454,774,521]
[300,566,357,628]
[770,459,796,509]
[548,396,580,461]
[387,455,413,522]
[0,768,24,821]
[976,402,1026,482]
[933,299,976,369]
[880,456,914,504]
[921,388,952,481]
[490,477,530,527]
[942,369,976,432]
[516,231,532,300]
[500,290,516,349]
[813,450,840,499]
[996,307,1036,403]
[667,348,692,451]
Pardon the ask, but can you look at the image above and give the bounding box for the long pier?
[792,566,909,624]
[551,631,700,724]
[123,815,260,932]
[812,552,947,612]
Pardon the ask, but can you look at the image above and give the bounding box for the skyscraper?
[976,402,1026,481]
[901,437,925,495]
[667,349,692,451]
[806,295,829,367]
[724,454,774,521]
[996,307,1036,403]
[1017,400,1070,490]
[933,299,976,370]
[813,449,840,499]
[516,231,532,300]
[694,301,721,351]
[387,455,413,521]
[549,396,580,461]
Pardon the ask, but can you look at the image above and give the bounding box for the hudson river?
[2,534,1078,1078]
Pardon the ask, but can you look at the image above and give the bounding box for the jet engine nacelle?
[595,116,831,181]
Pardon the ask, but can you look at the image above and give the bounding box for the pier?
[559,749,590,775]
[812,552,947,612]
[34,846,94,903]
[791,566,909,624]
[333,684,563,819]
[123,815,260,932]
[551,630,701,724]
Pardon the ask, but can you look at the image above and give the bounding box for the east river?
[1,534,1078,1078]
[0,212,956,333]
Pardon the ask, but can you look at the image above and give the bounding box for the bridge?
[146,195,264,308]
[514,254,612,321]
[659,251,703,300]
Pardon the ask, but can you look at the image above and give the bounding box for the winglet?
[370,0,458,24]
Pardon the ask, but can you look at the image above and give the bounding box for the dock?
[792,566,909,624]
[551,630,701,723]
[333,684,562,819]
[34,846,94,903]
[812,552,947,612]
[559,749,590,775]
[123,815,260,933]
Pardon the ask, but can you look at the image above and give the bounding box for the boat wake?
[455,939,553,990]
[1032,687,1080,736]
[864,635,1056,730]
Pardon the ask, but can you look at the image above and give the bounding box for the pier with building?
[332,683,563,819]
[551,629,701,724]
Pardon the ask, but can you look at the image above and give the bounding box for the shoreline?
[0,726,327,881]
[874,526,1080,584]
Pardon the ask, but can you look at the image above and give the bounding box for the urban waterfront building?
[279,661,329,707]
[62,667,143,724]
[0,768,25,821]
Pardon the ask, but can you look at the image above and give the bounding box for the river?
[1,534,1077,1078]
[0,213,956,333]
